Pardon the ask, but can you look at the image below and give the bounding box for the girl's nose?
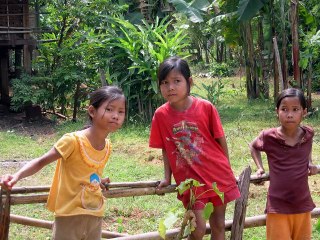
[112,113,119,120]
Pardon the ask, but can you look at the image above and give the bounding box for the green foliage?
[158,209,182,239]
[105,16,191,122]
[210,62,234,77]
[176,178,204,195]
[10,73,53,112]
[194,79,224,105]
[203,202,213,220]
[158,179,224,239]
[169,0,211,23]
[316,219,320,233]
[116,218,124,233]
[237,0,267,21]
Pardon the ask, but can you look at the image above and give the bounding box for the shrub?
[209,62,234,77]
[11,73,53,112]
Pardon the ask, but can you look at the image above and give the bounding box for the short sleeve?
[149,111,164,149]
[54,133,76,161]
[209,105,224,139]
[251,131,265,151]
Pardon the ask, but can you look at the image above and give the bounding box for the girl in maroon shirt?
[250,88,318,240]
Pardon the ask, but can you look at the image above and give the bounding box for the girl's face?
[89,97,126,133]
[159,69,192,109]
[276,96,306,129]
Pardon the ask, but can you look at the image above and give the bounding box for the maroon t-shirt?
[252,126,315,214]
[149,97,239,200]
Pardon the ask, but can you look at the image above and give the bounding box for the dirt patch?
[0,112,56,137]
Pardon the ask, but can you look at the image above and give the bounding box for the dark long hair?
[276,88,306,109]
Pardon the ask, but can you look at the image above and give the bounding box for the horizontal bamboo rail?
[10,214,127,238]
[6,174,272,205]
[8,174,272,195]
[110,208,320,240]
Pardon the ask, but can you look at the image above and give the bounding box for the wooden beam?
[0,31,32,34]
[231,166,251,240]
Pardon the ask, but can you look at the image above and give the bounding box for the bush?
[209,62,234,77]
[11,73,53,112]
[312,75,320,92]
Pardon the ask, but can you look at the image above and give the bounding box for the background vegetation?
[10,0,320,122]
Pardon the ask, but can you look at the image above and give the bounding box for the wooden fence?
[1,166,320,239]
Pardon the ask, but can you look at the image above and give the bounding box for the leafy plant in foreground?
[158,179,224,240]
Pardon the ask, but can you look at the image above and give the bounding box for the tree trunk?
[257,15,269,98]
[72,81,81,122]
[241,22,259,99]
[291,0,301,87]
[273,37,285,96]
[307,61,312,111]
[270,0,279,101]
[280,0,288,89]
[99,68,107,86]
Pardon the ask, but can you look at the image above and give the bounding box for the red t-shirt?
[149,97,239,200]
[252,126,315,214]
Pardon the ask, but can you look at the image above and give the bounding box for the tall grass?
[0,77,319,239]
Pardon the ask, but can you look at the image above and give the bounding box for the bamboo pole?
[10,214,128,238]
[7,174,270,195]
[9,185,177,205]
[9,180,162,194]
[111,208,320,240]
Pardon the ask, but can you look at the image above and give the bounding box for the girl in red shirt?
[149,56,240,240]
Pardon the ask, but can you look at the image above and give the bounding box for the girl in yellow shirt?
[0,85,126,240]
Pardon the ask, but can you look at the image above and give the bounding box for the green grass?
[1,77,320,239]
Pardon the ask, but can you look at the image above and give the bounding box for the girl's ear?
[303,108,307,117]
[88,105,96,119]
[189,77,194,86]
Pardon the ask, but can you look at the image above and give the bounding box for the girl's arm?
[249,141,265,176]
[157,149,172,188]
[308,151,318,175]
[215,136,230,162]
[0,147,61,189]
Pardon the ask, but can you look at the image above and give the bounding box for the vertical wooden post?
[230,166,252,240]
[0,188,11,240]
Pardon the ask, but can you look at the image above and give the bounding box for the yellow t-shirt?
[47,131,111,217]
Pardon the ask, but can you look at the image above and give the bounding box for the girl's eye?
[105,108,112,112]
[174,79,181,84]
[160,81,167,85]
